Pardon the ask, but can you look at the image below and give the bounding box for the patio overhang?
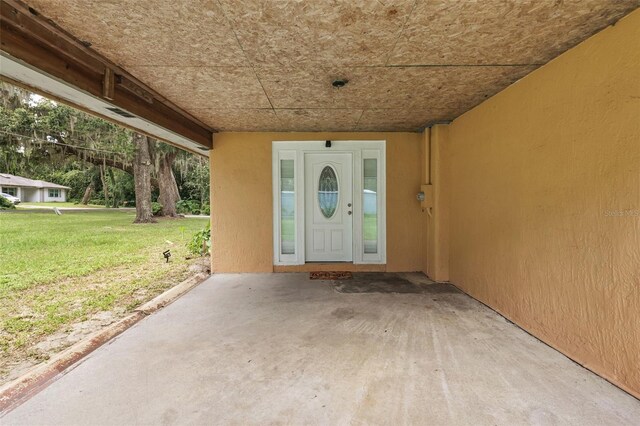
[2,0,634,134]
[0,0,214,155]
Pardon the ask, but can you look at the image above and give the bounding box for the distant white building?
[0,173,70,202]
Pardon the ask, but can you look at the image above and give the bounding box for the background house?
[0,173,70,202]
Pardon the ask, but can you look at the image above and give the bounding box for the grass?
[364,214,377,241]
[17,202,105,209]
[281,217,295,243]
[0,210,208,378]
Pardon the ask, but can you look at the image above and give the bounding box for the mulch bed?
[309,271,353,280]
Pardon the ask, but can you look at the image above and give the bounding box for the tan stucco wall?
[210,132,423,273]
[446,10,640,397]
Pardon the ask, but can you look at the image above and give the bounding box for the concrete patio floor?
[3,273,639,425]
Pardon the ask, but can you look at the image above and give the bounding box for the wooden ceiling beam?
[0,0,214,149]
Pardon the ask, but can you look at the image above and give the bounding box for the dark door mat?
[310,271,353,280]
[332,272,461,294]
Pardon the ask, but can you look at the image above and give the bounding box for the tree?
[153,141,181,217]
[1,81,209,217]
[0,85,136,206]
[133,133,154,223]
[80,182,94,205]
[178,156,210,207]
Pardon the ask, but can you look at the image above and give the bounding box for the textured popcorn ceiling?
[24,0,639,132]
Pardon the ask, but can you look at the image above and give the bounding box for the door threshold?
[273,263,386,273]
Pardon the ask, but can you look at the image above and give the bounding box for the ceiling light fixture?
[332,79,348,88]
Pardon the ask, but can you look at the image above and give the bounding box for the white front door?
[305,152,353,262]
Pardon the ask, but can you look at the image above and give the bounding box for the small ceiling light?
[332,79,348,88]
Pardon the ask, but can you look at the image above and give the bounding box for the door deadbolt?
[348,203,352,207]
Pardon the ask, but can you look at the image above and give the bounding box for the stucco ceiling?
[23,0,639,132]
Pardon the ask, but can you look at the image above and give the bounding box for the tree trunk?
[99,163,109,207]
[107,167,118,208]
[157,151,181,217]
[81,183,93,205]
[133,133,155,223]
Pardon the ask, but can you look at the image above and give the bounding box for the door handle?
[348,211,352,215]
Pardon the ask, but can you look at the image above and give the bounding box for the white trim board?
[272,140,386,266]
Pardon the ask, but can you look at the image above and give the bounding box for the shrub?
[201,204,210,215]
[176,199,200,215]
[151,202,163,216]
[187,224,211,256]
[0,196,16,210]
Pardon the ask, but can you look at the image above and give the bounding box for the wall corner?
[425,124,450,282]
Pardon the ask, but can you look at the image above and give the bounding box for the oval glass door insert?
[318,166,339,218]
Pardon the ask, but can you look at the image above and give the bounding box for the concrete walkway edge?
[0,272,209,415]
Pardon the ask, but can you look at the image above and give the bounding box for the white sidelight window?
[280,158,295,255]
[273,150,298,263]
[363,159,378,254]
[272,140,386,265]
[360,149,385,263]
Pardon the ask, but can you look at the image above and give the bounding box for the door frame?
[272,140,386,266]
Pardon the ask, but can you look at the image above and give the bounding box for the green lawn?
[0,211,208,378]
[281,217,295,242]
[364,214,377,241]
